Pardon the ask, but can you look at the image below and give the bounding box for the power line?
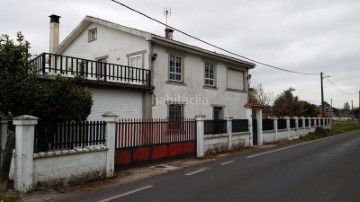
[324,76,355,95]
[111,0,319,76]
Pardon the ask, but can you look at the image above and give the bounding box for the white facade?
[55,16,255,120]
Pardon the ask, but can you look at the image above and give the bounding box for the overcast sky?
[1,0,359,109]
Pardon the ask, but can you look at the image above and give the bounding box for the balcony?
[29,53,152,89]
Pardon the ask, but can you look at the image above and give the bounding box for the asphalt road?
[58,130,360,202]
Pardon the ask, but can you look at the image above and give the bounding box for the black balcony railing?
[28,53,151,86]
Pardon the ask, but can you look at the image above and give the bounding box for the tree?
[0,32,93,192]
[272,88,298,117]
[249,83,273,106]
[0,33,93,120]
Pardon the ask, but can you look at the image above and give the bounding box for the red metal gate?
[115,119,196,167]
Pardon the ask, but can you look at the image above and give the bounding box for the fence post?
[246,109,253,147]
[225,117,233,150]
[300,117,306,130]
[256,109,263,145]
[272,117,278,142]
[0,115,10,165]
[307,117,312,128]
[313,117,317,127]
[195,115,205,157]
[12,115,38,192]
[284,116,290,140]
[293,116,299,130]
[102,112,118,178]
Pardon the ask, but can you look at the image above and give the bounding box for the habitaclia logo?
[153,94,209,106]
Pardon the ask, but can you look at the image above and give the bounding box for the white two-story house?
[32,15,255,120]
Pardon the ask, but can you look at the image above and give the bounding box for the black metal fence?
[290,119,296,128]
[305,119,310,127]
[278,119,287,130]
[28,53,151,86]
[262,119,274,131]
[115,119,196,149]
[34,120,106,153]
[298,119,303,128]
[311,119,315,126]
[7,120,15,133]
[205,120,227,135]
[232,119,249,133]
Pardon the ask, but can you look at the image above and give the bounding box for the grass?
[0,192,21,202]
[330,122,360,135]
[300,121,360,141]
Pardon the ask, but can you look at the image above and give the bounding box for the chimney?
[49,14,61,53]
[165,27,174,40]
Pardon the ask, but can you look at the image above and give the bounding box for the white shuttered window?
[227,69,244,91]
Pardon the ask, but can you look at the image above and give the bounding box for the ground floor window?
[168,104,183,121]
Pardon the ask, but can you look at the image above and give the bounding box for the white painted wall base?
[34,148,108,187]
[204,132,250,155]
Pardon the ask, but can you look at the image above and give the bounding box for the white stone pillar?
[256,109,263,145]
[195,115,206,157]
[0,115,10,165]
[246,109,253,147]
[300,117,306,130]
[318,117,321,127]
[307,117,312,128]
[13,115,38,193]
[273,117,278,142]
[102,112,118,178]
[313,117,317,127]
[284,116,291,140]
[293,116,299,130]
[225,117,233,150]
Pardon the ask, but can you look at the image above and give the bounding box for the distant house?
[30,15,255,120]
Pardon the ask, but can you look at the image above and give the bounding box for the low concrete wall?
[33,146,108,187]
[233,132,250,148]
[204,132,250,155]
[263,130,276,143]
[277,129,289,141]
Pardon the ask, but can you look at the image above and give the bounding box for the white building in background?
[37,15,255,120]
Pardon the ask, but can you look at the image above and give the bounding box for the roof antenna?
[163,7,171,27]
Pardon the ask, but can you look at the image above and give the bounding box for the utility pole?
[331,98,333,108]
[320,72,325,117]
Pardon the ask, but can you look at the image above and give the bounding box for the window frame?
[88,28,97,42]
[95,56,108,80]
[226,68,246,92]
[168,53,183,83]
[168,104,184,121]
[128,54,143,68]
[204,62,216,87]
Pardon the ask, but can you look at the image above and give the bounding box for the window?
[96,57,107,79]
[88,28,97,42]
[129,54,142,68]
[227,69,244,91]
[213,107,224,120]
[168,104,183,121]
[169,54,182,82]
[205,62,215,86]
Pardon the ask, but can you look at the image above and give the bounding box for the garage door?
[87,87,143,121]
